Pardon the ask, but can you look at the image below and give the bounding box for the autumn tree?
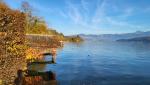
[0,2,26,84]
[21,1,47,34]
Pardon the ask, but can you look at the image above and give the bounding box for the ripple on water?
[31,41,150,85]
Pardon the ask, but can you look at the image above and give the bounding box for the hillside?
[117,36,150,42]
[80,31,150,41]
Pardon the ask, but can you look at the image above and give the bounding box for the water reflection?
[15,70,57,85]
[14,41,150,85]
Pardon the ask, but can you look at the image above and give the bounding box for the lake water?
[29,40,150,85]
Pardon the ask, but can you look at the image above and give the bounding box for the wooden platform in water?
[42,53,52,56]
[27,61,55,65]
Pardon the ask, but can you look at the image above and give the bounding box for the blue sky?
[4,0,150,35]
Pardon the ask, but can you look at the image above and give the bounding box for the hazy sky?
[4,0,150,35]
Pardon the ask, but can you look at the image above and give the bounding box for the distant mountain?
[79,31,150,41]
[117,36,150,42]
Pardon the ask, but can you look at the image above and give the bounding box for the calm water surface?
[29,40,150,85]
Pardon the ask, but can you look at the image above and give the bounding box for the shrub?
[0,2,27,84]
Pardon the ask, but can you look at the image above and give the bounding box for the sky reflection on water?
[29,40,150,85]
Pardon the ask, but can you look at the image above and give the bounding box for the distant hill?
[79,31,150,41]
[117,36,150,42]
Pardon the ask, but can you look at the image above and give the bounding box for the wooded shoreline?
[0,2,83,84]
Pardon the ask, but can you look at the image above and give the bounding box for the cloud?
[65,1,88,27]
[91,0,106,25]
[90,0,144,30]
[59,10,68,18]
[64,0,134,30]
[81,0,89,12]
[63,0,149,33]
[31,2,52,14]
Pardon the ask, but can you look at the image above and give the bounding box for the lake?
[29,40,150,85]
